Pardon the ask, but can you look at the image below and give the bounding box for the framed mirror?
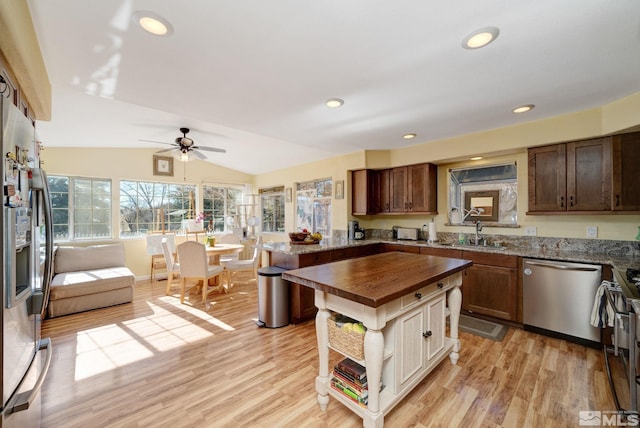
[464,190,499,222]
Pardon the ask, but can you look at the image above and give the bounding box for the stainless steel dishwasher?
[523,259,602,345]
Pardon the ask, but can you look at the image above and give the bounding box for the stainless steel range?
[603,268,640,416]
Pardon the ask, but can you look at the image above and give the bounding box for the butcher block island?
[282,252,472,428]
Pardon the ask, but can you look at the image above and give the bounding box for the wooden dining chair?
[177,241,225,304]
[220,235,262,290]
[161,239,180,296]
[146,233,175,286]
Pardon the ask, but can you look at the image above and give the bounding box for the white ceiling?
[26,0,640,175]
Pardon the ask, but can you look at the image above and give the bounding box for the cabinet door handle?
[408,202,412,210]
[385,203,389,211]
[616,194,620,206]
[437,282,444,289]
[570,196,574,207]
[422,330,433,338]
[404,202,408,210]
[415,292,422,299]
[560,196,564,208]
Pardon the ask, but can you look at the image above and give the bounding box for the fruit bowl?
[289,232,310,242]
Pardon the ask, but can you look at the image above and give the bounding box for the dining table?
[205,243,245,265]
[204,243,245,287]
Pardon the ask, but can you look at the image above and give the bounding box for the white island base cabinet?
[313,272,463,428]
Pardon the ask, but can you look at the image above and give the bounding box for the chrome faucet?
[462,206,485,222]
[474,221,484,246]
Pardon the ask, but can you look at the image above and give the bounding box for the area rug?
[456,314,509,342]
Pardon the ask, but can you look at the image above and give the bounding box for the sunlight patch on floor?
[157,296,236,331]
[74,324,154,380]
[73,297,237,380]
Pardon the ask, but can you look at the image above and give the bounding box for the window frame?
[119,180,197,238]
[47,175,112,242]
[202,184,244,233]
[259,186,285,234]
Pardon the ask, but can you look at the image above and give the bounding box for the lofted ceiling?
[26,0,640,175]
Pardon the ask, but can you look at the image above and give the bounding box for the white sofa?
[48,243,135,318]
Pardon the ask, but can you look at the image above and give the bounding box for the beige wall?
[41,93,640,278]
[42,147,254,277]
[254,92,640,244]
[358,151,640,242]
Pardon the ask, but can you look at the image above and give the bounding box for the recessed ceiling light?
[403,133,417,139]
[513,104,535,114]
[462,27,500,49]
[325,98,344,108]
[134,11,173,36]
[470,156,483,161]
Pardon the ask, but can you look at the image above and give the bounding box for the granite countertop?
[261,238,640,271]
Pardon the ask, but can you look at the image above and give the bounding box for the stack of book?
[331,358,368,408]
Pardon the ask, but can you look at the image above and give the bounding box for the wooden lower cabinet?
[419,247,463,259]
[269,244,382,323]
[461,251,520,322]
[383,243,420,254]
[271,242,521,324]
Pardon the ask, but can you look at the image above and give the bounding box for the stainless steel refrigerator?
[1,96,53,427]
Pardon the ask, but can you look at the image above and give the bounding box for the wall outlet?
[586,226,598,238]
[524,226,537,236]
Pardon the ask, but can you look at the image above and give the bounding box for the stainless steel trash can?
[257,266,290,328]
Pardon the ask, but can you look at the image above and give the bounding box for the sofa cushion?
[54,244,125,274]
[49,267,135,300]
[47,287,134,318]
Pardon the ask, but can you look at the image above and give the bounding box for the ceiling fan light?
[173,151,193,162]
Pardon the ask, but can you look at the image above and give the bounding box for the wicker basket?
[327,314,365,360]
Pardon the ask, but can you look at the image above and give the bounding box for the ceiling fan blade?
[192,150,207,160]
[155,148,176,154]
[139,139,174,146]
[194,146,226,153]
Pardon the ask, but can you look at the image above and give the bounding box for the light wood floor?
[41,279,615,428]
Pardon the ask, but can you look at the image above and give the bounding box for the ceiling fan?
[140,127,226,161]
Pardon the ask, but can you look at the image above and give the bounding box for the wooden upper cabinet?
[377,169,390,213]
[389,163,437,213]
[528,144,567,212]
[351,169,377,215]
[389,167,408,212]
[566,138,611,211]
[351,163,437,215]
[407,163,437,213]
[527,134,640,213]
[612,132,640,211]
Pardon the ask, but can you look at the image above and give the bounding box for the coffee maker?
[348,220,365,240]
[348,220,358,240]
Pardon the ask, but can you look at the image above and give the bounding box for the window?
[448,163,518,225]
[119,181,196,237]
[260,186,285,233]
[48,175,112,241]
[202,184,243,232]
[296,178,332,235]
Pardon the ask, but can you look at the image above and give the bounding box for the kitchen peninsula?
[282,252,471,428]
